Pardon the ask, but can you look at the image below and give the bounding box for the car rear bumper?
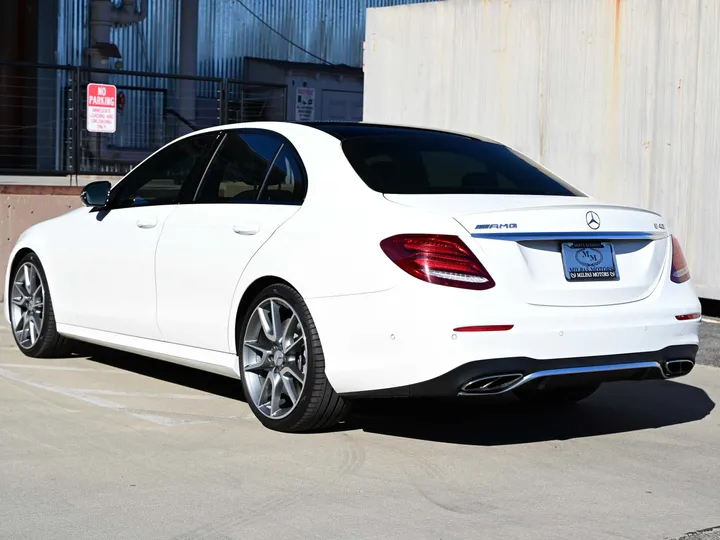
[306,277,701,395]
[338,344,698,398]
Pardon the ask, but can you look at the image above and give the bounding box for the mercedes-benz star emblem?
[586,211,600,230]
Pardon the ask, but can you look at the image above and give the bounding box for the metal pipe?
[88,0,148,77]
[86,0,149,168]
[112,0,148,27]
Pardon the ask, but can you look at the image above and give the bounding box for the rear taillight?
[380,234,495,290]
[671,235,690,284]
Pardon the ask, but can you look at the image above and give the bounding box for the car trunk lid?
[384,194,669,307]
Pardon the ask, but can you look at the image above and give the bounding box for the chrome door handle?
[136,218,157,229]
[233,223,260,235]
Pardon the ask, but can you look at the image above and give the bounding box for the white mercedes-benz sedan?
[5,122,701,432]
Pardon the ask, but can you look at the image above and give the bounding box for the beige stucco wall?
[1,187,83,303]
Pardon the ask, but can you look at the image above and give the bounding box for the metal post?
[72,66,81,184]
[240,83,244,122]
[219,78,228,125]
[178,0,199,135]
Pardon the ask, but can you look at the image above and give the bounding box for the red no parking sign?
[86,83,117,133]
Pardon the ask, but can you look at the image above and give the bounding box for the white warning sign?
[86,83,117,133]
[295,87,315,122]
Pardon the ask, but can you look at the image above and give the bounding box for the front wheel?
[239,283,347,432]
[9,252,72,358]
[514,382,601,405]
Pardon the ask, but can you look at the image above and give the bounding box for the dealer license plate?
[561,241,619,282]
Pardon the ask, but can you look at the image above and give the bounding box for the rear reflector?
[380,234,495,290]
[454,325,514,332]
[671,236,691,284]
[675,313,701,321]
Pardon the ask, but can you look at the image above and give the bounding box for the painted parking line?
[0,363,130,373]
[0,367,235,427]
[72,388,219,400]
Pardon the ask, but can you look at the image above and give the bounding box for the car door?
[53,132,220,339]
[155,129,307,352]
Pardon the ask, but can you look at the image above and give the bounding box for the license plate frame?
[561,241,619,282]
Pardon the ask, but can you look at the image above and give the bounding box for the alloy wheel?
[242,297,308,419]
[10,262,46,349]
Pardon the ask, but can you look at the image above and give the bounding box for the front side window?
[112,133,219,208]
[196,132,281,203]
[341,132,583,196]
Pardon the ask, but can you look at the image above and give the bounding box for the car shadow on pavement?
[83,346,714,446]
[344,381,715,445]
[83,345,247,402]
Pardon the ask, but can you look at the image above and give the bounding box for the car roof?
[296,122,454,140]
[296,121,499,143]
[184,120,498,146]
[195,119,493,139]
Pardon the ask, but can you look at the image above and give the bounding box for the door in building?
[321,90,363,122]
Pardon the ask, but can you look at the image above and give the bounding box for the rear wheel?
[514,382,601,405]
[239,283,347,432]
[9,252,72,358]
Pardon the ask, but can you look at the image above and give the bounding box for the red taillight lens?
[380,234,495,290]
[671,235,690,284]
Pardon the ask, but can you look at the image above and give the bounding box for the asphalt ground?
[0,309,718,540]
[699,316,720,368]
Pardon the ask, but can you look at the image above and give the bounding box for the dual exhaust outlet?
[663,359,695,377]
[459,359,695,395]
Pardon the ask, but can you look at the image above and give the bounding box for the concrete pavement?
[0,315,719,540]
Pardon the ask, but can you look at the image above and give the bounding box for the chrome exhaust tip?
[664,359,695,377]
[460,373,524,394]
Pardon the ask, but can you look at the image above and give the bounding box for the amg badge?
[475,223,518,230]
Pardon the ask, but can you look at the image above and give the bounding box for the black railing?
[0,61,288,177]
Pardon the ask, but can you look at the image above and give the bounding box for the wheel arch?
[4,247,38,324]
[231,275,296,355]
[9,246,35,272]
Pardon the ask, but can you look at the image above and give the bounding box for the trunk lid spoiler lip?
[452,201,662,218]
[469,230,670,241]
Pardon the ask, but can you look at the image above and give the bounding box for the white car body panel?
[54,205,178,339]
[4,121,701,398]
[56,323,239,377]
[155,203,300,351]
[307,239,700,393]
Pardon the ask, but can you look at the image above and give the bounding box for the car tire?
[8,252,73,358]
[514,382,601,405]
[238,283,347,432]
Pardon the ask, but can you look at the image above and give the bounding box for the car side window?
[195,132,281,203]
[112,133,218,208]
[259,146,307,204]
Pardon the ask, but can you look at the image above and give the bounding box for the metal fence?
[0,61,288,177]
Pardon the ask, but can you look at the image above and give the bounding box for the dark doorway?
[0,0,41,171]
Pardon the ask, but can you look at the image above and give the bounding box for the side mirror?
[81,181,111,208]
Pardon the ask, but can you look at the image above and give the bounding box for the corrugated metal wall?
[58,0,181,72]
[57,0,88,66]
[197,0,435,78]
[363,0,720,301]
[57,0,437,76]
[57,0,185,162]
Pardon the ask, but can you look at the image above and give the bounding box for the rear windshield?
[341,132,583,196]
